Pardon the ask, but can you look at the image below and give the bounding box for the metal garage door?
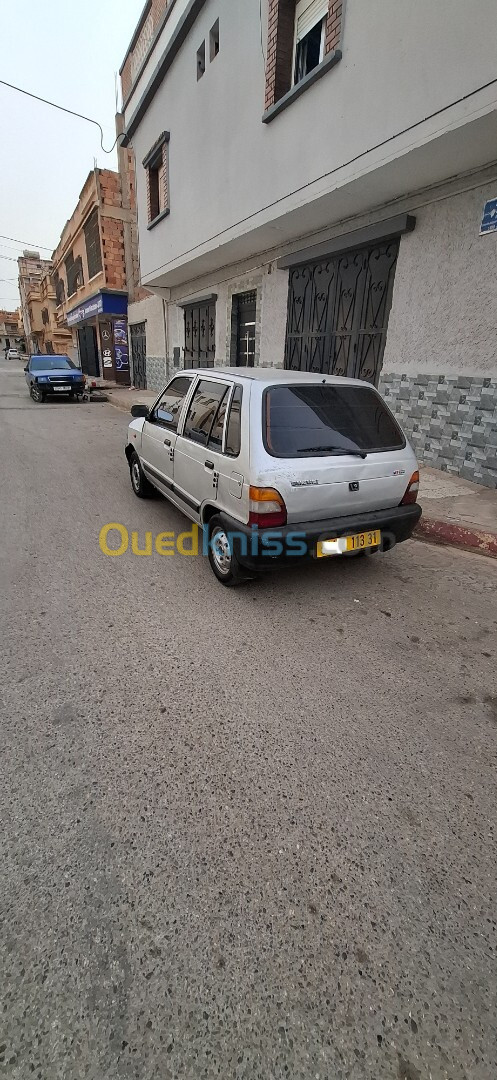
[284,239,399,385]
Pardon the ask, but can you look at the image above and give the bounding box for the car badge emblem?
[349,481,359,492]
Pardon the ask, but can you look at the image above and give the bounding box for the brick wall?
[99,171,127,291]
[145,137,169,224]
[127,148,149,302]
[121,0,170,105]
[265,0,342,111]
[324,0,342,53]
[121,59,132,103]
[151,0,169,30]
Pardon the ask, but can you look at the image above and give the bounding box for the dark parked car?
[24,355,86,402]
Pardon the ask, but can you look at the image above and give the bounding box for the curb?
[106,392,157,415]
[414,517,497,559]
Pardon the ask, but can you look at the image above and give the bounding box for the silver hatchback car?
[125,368,421,585]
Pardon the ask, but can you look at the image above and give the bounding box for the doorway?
[130,322,147,389]
[184,302,216,367]
[231,291,257,367]
[284,239,400,384]
[77,326,100,377]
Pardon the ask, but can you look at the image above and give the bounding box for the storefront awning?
[66,290,127,328]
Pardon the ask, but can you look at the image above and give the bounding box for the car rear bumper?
[216,504,422,571]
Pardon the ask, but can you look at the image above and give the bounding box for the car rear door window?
[225,385,242,456]
[153,376,193,429]
[183,380,228,446]
[208,392,229,450]
[264,384,405,456]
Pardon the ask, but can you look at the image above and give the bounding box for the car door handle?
[164,438,171,446]
[204,460,214,470]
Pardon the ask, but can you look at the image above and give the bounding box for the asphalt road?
[1,359,496,1080]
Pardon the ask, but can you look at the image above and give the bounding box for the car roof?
[29,354,71,361]
[183,366,369,387]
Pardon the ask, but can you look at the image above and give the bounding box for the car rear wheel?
[30,384,45,403]
[207,515,254,587]
[129,450,153,498]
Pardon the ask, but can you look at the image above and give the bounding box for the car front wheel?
[129,450,152,498]
[30,383,45,403]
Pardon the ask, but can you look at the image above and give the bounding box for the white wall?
[126,0,497,285]
[128,294,166,357]
[384,179,497,377]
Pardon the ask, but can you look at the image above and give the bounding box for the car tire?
[129,450,153,498]
[207,515,254,587]
[30,384,45,403]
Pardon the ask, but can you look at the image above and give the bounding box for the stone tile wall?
[379,373,497,488]
[145,355,167,391]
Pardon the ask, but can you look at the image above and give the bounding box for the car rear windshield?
[264,384,405,457]
[30,356,75,371]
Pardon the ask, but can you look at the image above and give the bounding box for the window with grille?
[65,251,84,297]
[84,208,103,279]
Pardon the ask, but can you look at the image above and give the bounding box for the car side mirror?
[130,404,150,418]
[24,365,29,372]
[156,408,174,423]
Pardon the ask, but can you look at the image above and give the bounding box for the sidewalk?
[106,385,497,559]
[99,383,157,411]
[416,467,497,559]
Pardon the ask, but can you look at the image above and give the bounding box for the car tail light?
[248,485,287,527]
[400,470,419,505]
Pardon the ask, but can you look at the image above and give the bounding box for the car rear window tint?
[264,384,405,457]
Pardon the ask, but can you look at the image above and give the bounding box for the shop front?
[66,290,130,385]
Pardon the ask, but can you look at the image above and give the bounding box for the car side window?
[208,392,229,450]
[225,386,242,457]
[152,376,192,430]
[183,380,228,446]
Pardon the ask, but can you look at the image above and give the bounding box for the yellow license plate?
[317,529,381,557]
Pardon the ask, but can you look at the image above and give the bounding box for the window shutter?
[295,0,328,41]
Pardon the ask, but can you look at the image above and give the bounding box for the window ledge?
[262,48,342,124]
[147,208,170,231]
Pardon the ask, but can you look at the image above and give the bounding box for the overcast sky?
[0,0,142,311]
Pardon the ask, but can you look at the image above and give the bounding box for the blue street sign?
[480,197,497,235]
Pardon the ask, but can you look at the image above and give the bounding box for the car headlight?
[36,376,49,382]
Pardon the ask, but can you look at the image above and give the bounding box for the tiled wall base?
[144,355,168,391]
[379,374,497,488]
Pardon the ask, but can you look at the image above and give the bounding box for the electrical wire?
[0,255,18,263]
[0,233,53,251]
[0,79,123,155]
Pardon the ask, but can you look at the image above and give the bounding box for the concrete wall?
[126,0,497,284]
[162,259,290,370]
[384,181,497,379]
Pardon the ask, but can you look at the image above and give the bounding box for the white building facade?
[121,0,497,486]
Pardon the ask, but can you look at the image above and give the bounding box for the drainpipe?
[162,297,169,382]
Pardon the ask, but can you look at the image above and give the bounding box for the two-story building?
[0,309,25,357]
[51,168,133,384]
[120,0,497,487]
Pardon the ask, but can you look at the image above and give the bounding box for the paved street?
[1,359,496,1080]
